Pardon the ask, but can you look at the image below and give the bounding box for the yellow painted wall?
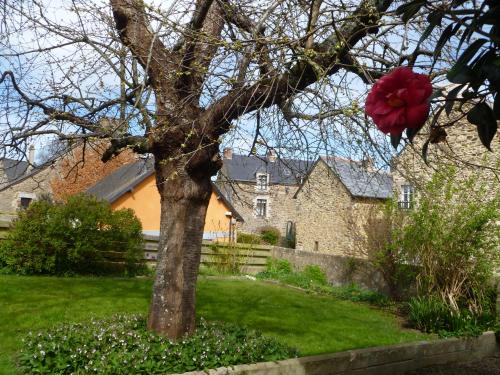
[112,174,234,240]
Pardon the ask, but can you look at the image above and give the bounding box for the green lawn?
[0,275,428,374]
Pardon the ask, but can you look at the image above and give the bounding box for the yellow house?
[87,159,243,241]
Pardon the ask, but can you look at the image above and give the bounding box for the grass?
[0,275,429,374]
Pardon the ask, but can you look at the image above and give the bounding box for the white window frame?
[400,184,415,209]
[255,173,269,191]
[255,197,268,218]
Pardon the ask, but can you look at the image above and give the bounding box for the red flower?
[365,67,432,135]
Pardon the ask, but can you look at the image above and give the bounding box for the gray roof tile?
[222,154,313,185]
[321,156,393,199]
[1,158,29,183]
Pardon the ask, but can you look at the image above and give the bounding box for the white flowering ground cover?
[0,275,429,374]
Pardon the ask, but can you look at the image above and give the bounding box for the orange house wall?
[111,174,232,238]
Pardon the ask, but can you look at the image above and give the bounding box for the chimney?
[267,149,277,163]
[28,145,35,166]
[223,147,233,160]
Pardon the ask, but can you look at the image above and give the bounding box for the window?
[20,197,32,210]
[256,198,267,217]
[399,184,415,209]
[256,174,268,191]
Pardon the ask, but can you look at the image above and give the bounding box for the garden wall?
[271,246,389,293]
[179,331,500,375]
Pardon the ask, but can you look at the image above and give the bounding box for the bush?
[258,259,391,306]
[259,226,281,245]
[400,168,499,316]
[407,295,496,336]
[258,258,330,291]
[19,315,298,374]
[331,284,391,307]
[0,194,144,275]
[236,232,262,245]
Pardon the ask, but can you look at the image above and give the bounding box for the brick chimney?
[267,149,277,163]
[223,147,233,160]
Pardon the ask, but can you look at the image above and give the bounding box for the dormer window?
[256,173,268,191]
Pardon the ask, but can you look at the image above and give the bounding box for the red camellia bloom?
[365,67,432,135]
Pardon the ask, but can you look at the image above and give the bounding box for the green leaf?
[396,0,427,23]
[493,94,500,120]
[467,102,498,151]
[390,133,402,149]
[406,125,423,143]
[447,39,488,84]
[445,85,464,116]
[433,23,458,61]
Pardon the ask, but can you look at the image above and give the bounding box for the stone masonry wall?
[294,160,386,257]
[392,115,499,200]
[227,181,300,237]
[0,166,56,220]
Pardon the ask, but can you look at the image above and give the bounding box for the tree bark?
[147,156,213,338]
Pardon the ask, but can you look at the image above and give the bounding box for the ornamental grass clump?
[19,315,297,374]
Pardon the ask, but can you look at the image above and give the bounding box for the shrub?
[331,284,391,307]
[400,168,499,316]
[204,243,244,275]
[19,315,298,374]
[236,232,262,245]
[259,226,281,245]
[407,295,496,336]
[0,194,144,275]
[258,258,330,291]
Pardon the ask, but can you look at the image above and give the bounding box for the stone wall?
[0,166,56,220]
[271,246,389,293]
[225,181,300,237]
[294,160,386,257]
[392,115,499,200]
[179,332,500,375]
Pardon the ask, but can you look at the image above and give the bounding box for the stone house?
[0,147,57,221]
[392,112,499,205]
[0,140,136,221]
[293,156,392,256]
[217,148,312,237]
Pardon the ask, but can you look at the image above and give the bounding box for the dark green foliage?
[407,295,497,337]
[257,259,390,306]
[331,284,391,307]
[0,194,144,275]
[259,226,281,245]
[258,259,329,291]
[19,314,297,374]
[236,232,263,245]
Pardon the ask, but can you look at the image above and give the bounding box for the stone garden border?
[178,331,499,375]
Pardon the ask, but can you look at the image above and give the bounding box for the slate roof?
[86,158,244,222]
[321,156,393,199]
[87,158,154,203]
[0,158,29,183]
[221,154,313,185]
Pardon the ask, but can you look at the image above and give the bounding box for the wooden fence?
[144,235,271,274]
[0,223,271,274]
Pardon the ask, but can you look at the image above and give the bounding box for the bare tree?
[0,0,457,338]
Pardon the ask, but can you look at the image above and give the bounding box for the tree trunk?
[147,157,212,339]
